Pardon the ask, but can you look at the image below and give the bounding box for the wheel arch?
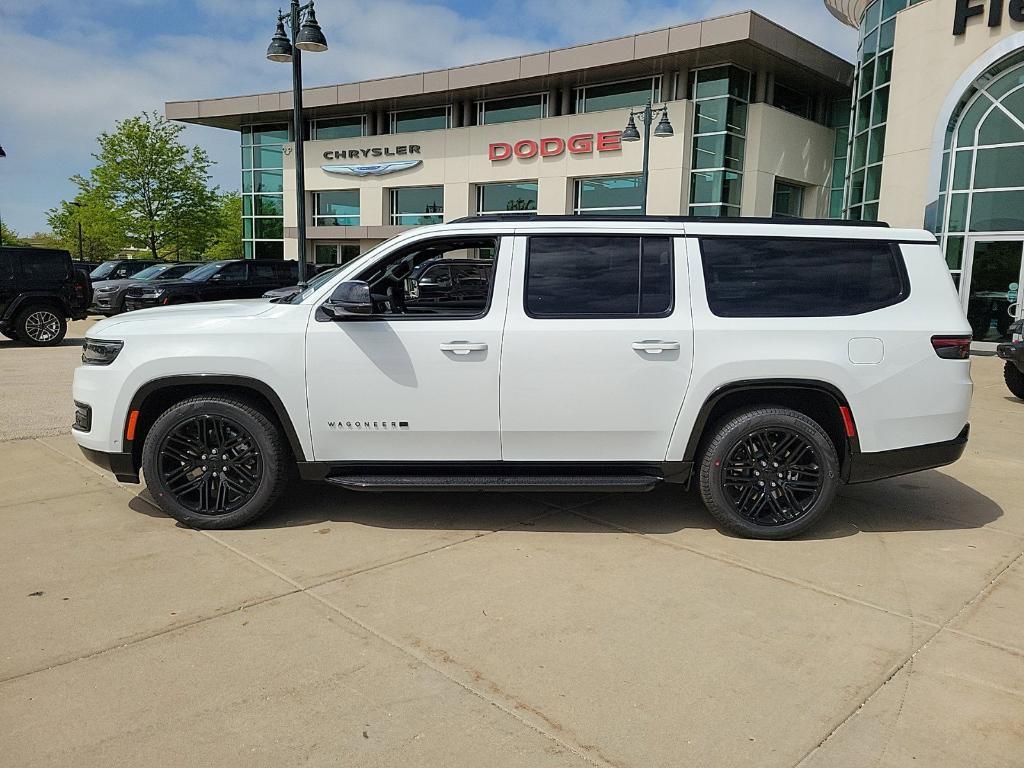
[10,294,69,320]
[125,375,307,472]
[682,379,858,479]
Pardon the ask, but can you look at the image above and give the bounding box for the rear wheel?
[141,395,290,529]
[699,407,840,540]
[16,306,66,346]
[1005,362,1024,399]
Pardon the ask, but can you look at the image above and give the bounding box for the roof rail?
[448,214,890,228]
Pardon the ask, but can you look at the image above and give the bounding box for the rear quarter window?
[700,237,909,318]
[20,252,70,282]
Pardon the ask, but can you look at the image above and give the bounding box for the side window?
[274,262,298,281]
[700,237,908,318]
[354,236,499,318]
[218,262,248,282]
[525,236,674,318]
[253,262,278,280]
[0,252,14,282]
[21,252,69,282]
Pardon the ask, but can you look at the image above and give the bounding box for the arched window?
[936,54,1024,283]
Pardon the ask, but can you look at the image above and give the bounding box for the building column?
[376,111,386,135]
[561,88,572,117]
[548,88,559,116]
[463,99,473,128]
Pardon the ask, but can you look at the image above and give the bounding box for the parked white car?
[72,217,973,539]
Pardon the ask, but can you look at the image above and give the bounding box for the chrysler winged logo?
[322,160,422,177]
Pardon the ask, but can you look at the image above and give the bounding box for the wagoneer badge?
[321,160,422,177]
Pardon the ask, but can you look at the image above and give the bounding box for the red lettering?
[596,131,622,152]
[488,142,512,161]
[540,137,566,157]
[567,134,594,154]
[514,140,539,159]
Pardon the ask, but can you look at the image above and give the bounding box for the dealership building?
[167,1,1024,341]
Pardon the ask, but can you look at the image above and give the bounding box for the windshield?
[131,265,167,280]
[182,263,222,282]
[90,262,117,279]
[284,267,342,304]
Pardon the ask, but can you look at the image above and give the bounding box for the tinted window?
[525,236,673,318]
[700,238,907,318]
[22,252,69,282]
[218,262,248,281]
[0,252,13,281]
[253,262,277,279]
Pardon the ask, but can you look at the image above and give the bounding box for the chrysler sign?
[322,144,423,176]
[489,131,623,162]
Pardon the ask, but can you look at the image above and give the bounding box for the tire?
[1005,362,1024,400]
[16,306,67,346]
[699,407,840,540]
[141,395,291,529]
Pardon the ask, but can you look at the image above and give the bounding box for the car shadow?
[126,468,1003,541]
[0,336,87,349]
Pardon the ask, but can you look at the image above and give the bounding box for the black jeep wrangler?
[0,247,91,346]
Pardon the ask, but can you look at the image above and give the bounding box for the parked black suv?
[91,262,200,315]
[0,246,91,345]
[403,258,491,311]
[123,259,298,311]
[89,259,157,282]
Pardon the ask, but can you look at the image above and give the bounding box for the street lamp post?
[266,0,328,286]
[620,104,674,216]
[0,145,6,248]
[70,201,85,260]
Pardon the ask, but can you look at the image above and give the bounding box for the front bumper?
[846,424,970,484]
[123,297,162,312]
[78,445,140,484]
[996,342,1024,365]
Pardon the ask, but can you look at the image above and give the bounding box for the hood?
[92,278,148,292]
[90,299,276,336]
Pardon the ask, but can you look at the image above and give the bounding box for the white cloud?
[0,0,855,233]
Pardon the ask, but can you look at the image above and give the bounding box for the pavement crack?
[793,548,1024,767]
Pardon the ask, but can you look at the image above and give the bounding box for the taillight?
[931,336,972,360]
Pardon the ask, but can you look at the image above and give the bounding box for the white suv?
[72,217,973,539]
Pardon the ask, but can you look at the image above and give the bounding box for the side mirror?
[321,280,374,320]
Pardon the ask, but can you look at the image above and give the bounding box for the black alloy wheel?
[142,395,290,529]
[699,407,839,540]
[157,414,263,516]
[720,428,823,526]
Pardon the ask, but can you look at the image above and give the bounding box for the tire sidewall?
[1004,362,1024,399]
[701,409,840,540]
[142,398,284,528]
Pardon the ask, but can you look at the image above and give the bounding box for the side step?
[325,473,662,493]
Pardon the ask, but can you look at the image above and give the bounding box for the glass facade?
[935,57,1024,284]
[476,182,539,214]
[390,106,451,134]
[773,81,814,120]
[314,190,360,226]
[312,116,364,140]
[773,181,806,218]
[688,66,750,217]
[241,123,288,259]
[390,186,444,225]
[477,94,547,125]
[575,77,662,114]
[573,176,644,215]
[828,98,852,219]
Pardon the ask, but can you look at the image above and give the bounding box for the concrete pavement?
[0,337,1021,767]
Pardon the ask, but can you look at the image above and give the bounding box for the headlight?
[82,339,124,366]
[139,288,165,298]
[95,286,117,293]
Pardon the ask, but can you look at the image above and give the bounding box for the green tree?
[76,111,219,260]
[203,193,244,261]
[0,220,27,247]
[46,192,126,261]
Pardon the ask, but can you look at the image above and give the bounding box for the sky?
[0,0,857,234]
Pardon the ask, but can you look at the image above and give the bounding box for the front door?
[963,237,1024,350]
[305,233,510,462]
[500,233,693,462]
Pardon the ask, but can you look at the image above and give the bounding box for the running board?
[324,473,662,493]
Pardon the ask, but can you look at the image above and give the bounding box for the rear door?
[499,232,694,462]
[0,250,16,318]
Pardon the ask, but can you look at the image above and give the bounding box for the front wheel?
[699,407,840,540]
[1005,362,1024,400]
[141,395,290,529]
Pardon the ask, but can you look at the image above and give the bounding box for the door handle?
[632,340,680,354]
[440,342,488,356]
